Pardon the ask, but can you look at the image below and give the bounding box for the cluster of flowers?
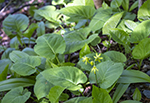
[82,53,103,74]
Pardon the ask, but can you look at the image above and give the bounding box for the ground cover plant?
[1,0,150,102]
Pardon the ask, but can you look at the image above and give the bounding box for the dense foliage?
[0,0,150,102]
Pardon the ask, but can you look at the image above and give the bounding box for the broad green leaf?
[89,61,124,89]
[104,51,127,63]
[110,0,123,8]
[0,78,35,92]
[21,37,35,44]
[34,34,66,59]
[0,59,12,73]
[121,100,142,103]
[1,87,31,103]
[77,53,111,71]
[130,20,150,43]
[23,23,38,38]
[90,36,101,46]
[133,88,141,101]
[69,0,94,7]
[10,37,19,49]
[9,50,29,62]
[122,0,129,11]
[1,48,15,59]
[110,28,130,45]
[123,11,136,20]
[89,8,112,31]
[92,85,113,103]
[37,21,45,36]
[138,0,150,21]
[79,97,92,103]
[60,6,96,22]
[79,44,91,59]
[113,83,130,103]
[102,1,110,9]
[12,56,41,76]
[0,45,6,53]
[34,6,60,24]
[64,97,87,103]
[48,86,66,103]
[22,47,37,56]
[118,70,150,83]
[59,93,69,101]
[34,74,54,100]
[0,65,9,81]
[102,12,124,35]
[41,66,87,91]
[129,1,138,12]
[124,20,138,31]
[132,38,150,60]
[64,29,97,54]
[75,19,87,29]
[3,14,29,32]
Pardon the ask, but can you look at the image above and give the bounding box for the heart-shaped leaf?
[117,70,150,83]
[1,87,31,103]
[34,33,66,59]
[89,61,124,89]
[3,14,29,32]
[130,20,150,43]
[41,66,87,91]
[34,74,54,100]
[60,6,96,22]
[12,56,41,76]
[132,38,150,60]
[0,78,35,92]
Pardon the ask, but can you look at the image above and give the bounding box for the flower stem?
[95,73,99,87]
[138,59,143,70]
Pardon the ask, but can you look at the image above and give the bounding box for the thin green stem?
[59,25,65,31]
[138,59,143,70]
[90,46,97,53]
[95,73,99,87]
[119,44,122,52]
[55,54,60,64]
[96,44,101,53]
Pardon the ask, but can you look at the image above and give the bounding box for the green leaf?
[89,8,112,31]
[79,44,91,59]
[0,59,12,73]
[0,65,8,81]
[110,28,130,45]
[64,97,87,103]
[113,83,130,103]
[79,97,92,103]
[110,0,123,8]
[77,53,111,71]
[48,86,66,103]
[138,0,150,21]
[130,20,150,43]
[60,6,96,22]
[69,0,94,6]
[12,56,41,76]
[0,78,35,92]
[9,50,29,62]
[122,0,129,11]
[37,21,45,36]
[129,1,138,12]
[121,100,142,103]
[124,20,138,31]
[0,45,6,53]
[1,48,15,59]
[41,66,87,91]
[64,29,97,54]
[90,36,101,46]
[34,6,60,24]
[92,85,113,103]
[1,87,31,103]
[102,12,124,35]
[59,93,69,101]
[104,51,127,63]
[10,37,19,49]
[2,14,29,32]
[34,33,66,59]
[34,74,54,100]
[89,61,124,89]
[22,47,37,56]
[133,88,141,101]
[132,38,150,60]
[23,23,38,38]
[118,70,150,83]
